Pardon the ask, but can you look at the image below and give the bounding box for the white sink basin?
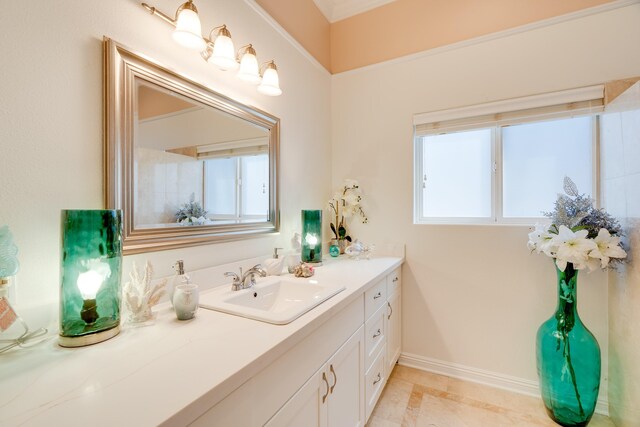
[199,277,345,324]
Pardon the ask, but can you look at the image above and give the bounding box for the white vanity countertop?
[0,256,402,427]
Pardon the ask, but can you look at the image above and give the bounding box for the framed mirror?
[104,38,279,254]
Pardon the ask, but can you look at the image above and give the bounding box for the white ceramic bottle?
[169,260,191,308]
[263,248,285,276]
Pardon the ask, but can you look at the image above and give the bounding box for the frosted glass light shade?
[237,50,261,84]
[258,63,282,96]
[172,5,206,51]
[211,34,238,71]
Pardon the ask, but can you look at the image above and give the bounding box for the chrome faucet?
[224,264,267,291]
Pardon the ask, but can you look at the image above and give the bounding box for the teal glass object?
[329,243,340,257]
[59,210,123,347]
[536,263,600,427]
[301,210,322,263]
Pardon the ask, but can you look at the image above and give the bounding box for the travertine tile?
[367,365,616,427]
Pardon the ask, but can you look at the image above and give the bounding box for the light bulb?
[258,62,282,96]
[237,46,261,85]
[210,30,238,71]
[76,261,111,325]
[305,234,318,246]
[77,270,104,300]
[172,2,206,51]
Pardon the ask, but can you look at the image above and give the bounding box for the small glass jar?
[329,239,340,257]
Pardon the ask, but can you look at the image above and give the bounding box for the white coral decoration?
[123,261,166,323]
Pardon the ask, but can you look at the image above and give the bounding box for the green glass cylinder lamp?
[59,210,123,347]
[301,210,322,264]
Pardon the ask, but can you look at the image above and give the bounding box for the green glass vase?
[59,210,123,347]
[536,263,600,427]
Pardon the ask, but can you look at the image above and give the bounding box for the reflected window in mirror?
[133,81,270,228]
[204,154,269,223]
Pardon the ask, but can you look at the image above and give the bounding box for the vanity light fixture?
[257,61,282,96]
[201,25,238,71]
[141,1,282,96]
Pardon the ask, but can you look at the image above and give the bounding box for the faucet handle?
[224,271,242,291]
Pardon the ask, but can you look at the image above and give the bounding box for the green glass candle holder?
[301,210,322,264]
[59,210,123,347]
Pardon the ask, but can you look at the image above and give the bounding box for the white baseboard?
[398,352,609,416]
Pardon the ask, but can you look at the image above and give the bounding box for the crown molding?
[314,0,396,23]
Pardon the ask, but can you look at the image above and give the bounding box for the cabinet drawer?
[365,346,386,421]
[365,278,387,319]
[365,304,385,369]
[387,267,401,296]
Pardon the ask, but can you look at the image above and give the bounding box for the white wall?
[601,82,640,427]
[0,0,331,325]
[331,3,640,394]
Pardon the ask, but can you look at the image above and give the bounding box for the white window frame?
[413,86,604,226]
[204,154,269,223]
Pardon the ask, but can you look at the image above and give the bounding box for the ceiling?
[312,0,397,22]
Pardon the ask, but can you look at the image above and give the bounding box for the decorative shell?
[293,262,315,278]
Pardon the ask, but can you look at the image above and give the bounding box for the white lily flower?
[527,223,555,256]
[552,226,597,271]
[588,228,627,269]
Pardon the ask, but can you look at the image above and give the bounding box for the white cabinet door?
[327,326,365,427]
[266,326,365,427]
[265,365,329,427]
[385,289,401,376]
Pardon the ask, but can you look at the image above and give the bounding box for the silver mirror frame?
[104,37,280,255]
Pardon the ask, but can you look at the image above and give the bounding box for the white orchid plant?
[327,179,368,242]
[528,177,627,271]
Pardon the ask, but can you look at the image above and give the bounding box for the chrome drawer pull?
[392,277,399,283]
[373,292,382,300]
[373,328,381,339]
[387,301,393,320]
[373,373,382,385]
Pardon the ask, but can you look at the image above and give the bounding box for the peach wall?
[331,0,616,73]
[255,0,331,70]
[257,0,617,73]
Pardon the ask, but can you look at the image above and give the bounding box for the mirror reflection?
[134,81,270,229]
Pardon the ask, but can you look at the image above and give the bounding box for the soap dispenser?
[263,248,285,276]
[169,260,191,307]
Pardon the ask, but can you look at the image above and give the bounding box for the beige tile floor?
[367,365,615,427]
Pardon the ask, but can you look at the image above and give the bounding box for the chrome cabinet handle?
[373,373,382,385]
[373,328,381,339]
[329,364,337,393]
[392,277,399,283]
[373,292,382,300]
[322,372,329,403]
[387,301,393,320]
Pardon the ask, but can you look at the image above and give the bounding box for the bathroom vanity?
[0,256,402,426]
